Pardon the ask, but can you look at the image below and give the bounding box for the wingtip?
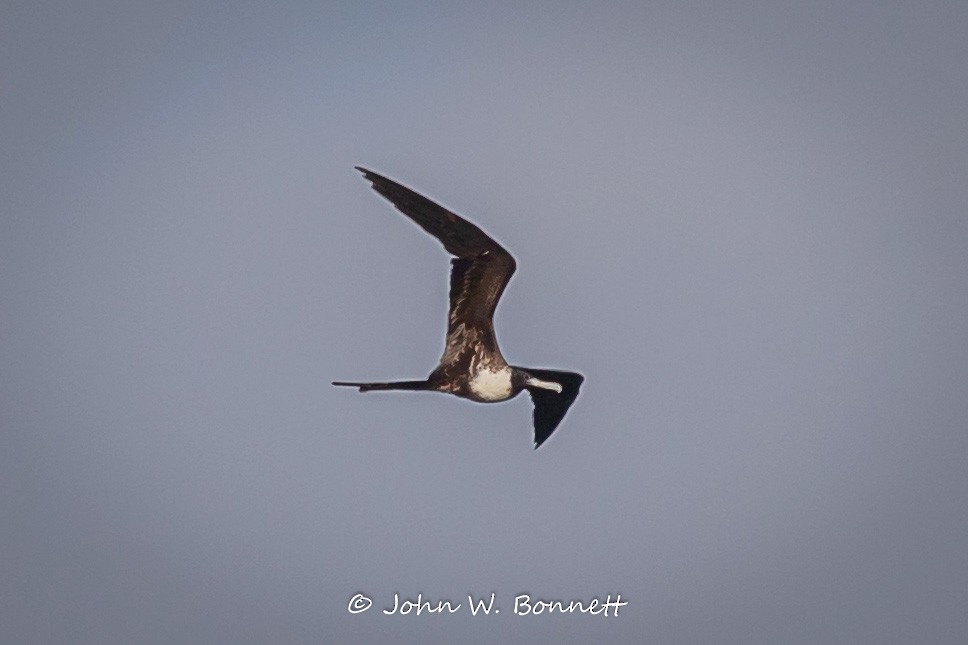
[354,165,372,176]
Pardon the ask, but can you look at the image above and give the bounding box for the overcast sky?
[3,1,967,643]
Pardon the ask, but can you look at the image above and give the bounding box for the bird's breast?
[466,366,514,402]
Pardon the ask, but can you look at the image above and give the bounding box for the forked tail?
[331,380,432,393]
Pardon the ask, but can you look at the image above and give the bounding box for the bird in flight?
[334,167,584,449]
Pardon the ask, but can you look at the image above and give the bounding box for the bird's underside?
[333,166,583,449]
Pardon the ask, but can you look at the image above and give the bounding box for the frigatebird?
[334,167,583,449]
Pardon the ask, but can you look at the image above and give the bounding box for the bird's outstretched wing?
[515,367,585,449]
[356,167,516,362]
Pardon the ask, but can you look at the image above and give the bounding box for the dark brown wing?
[356,167,516,362]
[356,167,508,258]
[446,252,516,334]
[515,368,584,449]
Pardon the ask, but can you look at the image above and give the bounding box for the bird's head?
[512,368,563,393]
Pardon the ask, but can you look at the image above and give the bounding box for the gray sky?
[3,1,967,643]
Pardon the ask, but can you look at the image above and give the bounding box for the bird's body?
[334,167,583,448]
[466,366,514,402]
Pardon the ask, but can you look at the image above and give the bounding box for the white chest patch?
[468,367,514,402]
